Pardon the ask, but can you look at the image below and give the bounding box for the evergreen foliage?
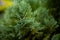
[0,0,60,40]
